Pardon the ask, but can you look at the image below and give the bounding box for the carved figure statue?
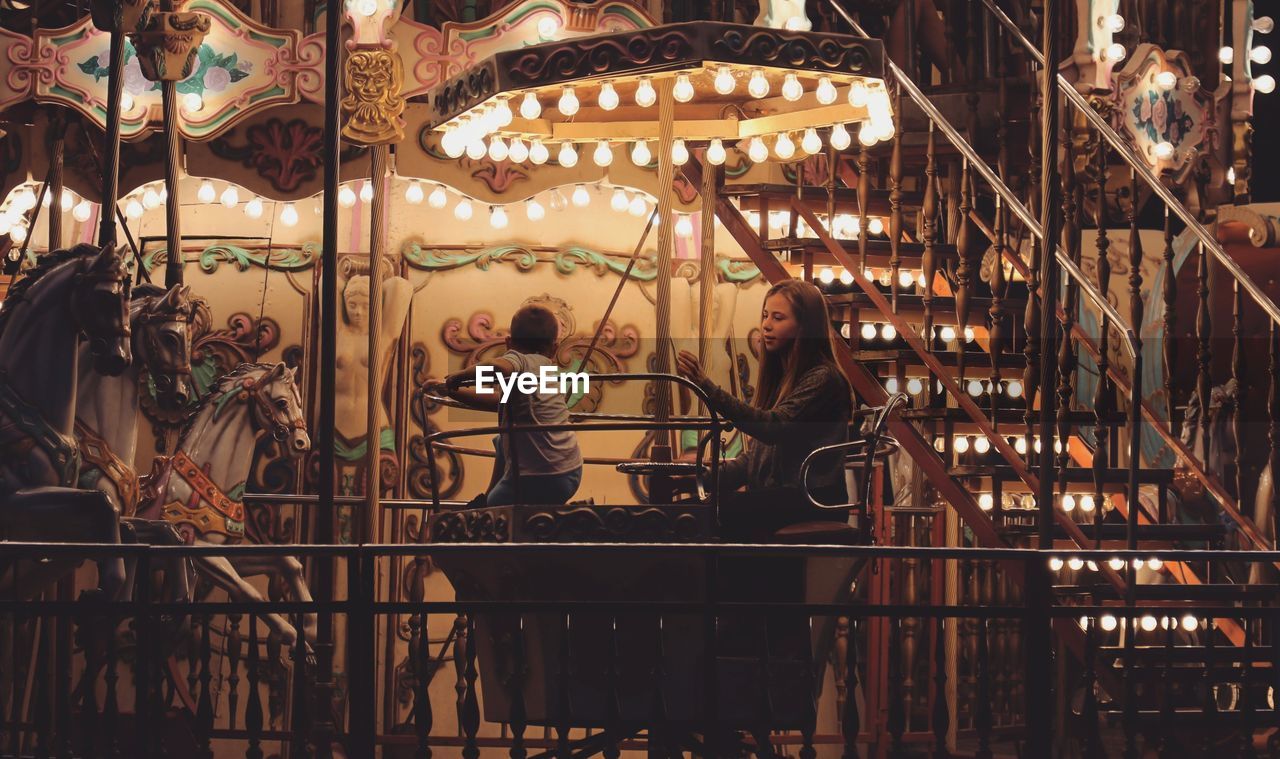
[755,0,812,31]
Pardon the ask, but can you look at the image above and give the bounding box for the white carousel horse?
[0,243,133,600]
[755,0,812,31]
[76,282,206,603]
[138,362,314,647]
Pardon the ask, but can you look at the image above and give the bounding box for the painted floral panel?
[77,41,251,97]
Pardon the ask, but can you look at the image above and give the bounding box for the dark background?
[1253,0,1280,201]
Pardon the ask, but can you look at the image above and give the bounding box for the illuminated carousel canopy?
[423,21,894,166]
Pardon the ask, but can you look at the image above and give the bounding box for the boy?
[428,304,583,506]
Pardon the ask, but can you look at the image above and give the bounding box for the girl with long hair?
[676,278,853,541]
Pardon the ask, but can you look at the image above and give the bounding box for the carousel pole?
[47,111,65,251]
[364,147,389,543]
[131,1,210,288]
[650,78,677,503]
[697,149,718,414]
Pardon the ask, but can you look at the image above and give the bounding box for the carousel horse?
[0,243,132,600]
[75,283,207,603]
[138,362,314,647]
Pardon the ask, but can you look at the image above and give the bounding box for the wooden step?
[950,464,1174,487]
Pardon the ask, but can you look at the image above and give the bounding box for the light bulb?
[781,73,803,102]
[801,127,822,155]
[183,92,203,112]
[1228,166,1237,185]
[441,129,465,158]
[280,202,298,226]
[628,194,647,216]
[966,379,983,396]
[1140,616,1157,632]
[860,323,876,340]
[747,137,769,163]
[244,197,264,218]
[9,223,26,243]
[1255,74,1277,93]
[428,185,448,208]
[1080,495,1096,512]
[611,188,629,212]
[868,217,884,235]
[493,98,513,127]
[489,205,508,229]
[839,268,853,285]
[557,142,578,168]
[885,378,899,394]
[881,324,897,341]
[219,185,239,208]
[1050,558,1064,571]
[338,185,357,208]
[954,436,970,453]
[571,184,590,207]
[402,180,424,205]
[537,16,557,39]
[1154,141,1175,159]
[1007,380,1023,398]
[560,85,581,116]
[848,81,869,107]
[121,92,134,112]
[526,198,545,221]
[507,139,529,164]
[125,198,143,218]
[520,92,542,120]
[673,74,695,103]
[466,139,487,160]
[671,139,689,165]
[72,199,92,222]
[747,69,769,99]
[1061,494,1076,512]
[1100,615,1117,632]
[197,180,216,203]
[1148,558,1163,571]
[1068,557,1084,571]
[818,267,834,284]
[1253,46,1273,65]
[1219,46,1235,65]
[529,140,550,165]
[939,326,956,343]
[355,0,377,16]
[358,181,373,202]
[593,140,613,167]
[773,133,795,159]
[964,326,976,342]
[1155,71,1178,90]
[875,119,896,141]
[675,214,694,238]
[714,66,735,95]
[816,76,837,105]
[142,187,161,209]
[592,81,619,112]
[858,122,879,147]
[1099,13,1125,32]
[690,139,718,169]
[488,136,509,162]
[974,436,991,454]
[1182,615,1199,632]
[635,77,656,107]
[454,198,473,221]
[630,140,652,166]
[830,123,851,150]
[978,493,994,511]
[906,377,923,395]
[1104,43,1126,63]
[1256,16,1276,34]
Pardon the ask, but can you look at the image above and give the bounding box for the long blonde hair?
[753,279,849,409]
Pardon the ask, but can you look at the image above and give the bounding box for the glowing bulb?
[635,77,656,107]
[1068,557,1084,571]
[860,323,876,340]
[557,86,579,117]
[1228,166,1237,185]
[939,326,957,343]
[506,139,528,164]
[1007,380,1023,398]
[897,270,914,289]
[526,198,545,221]
[781,73,803,102]
[1153,141,1175,160]
[885,377,899,394]
[244,197,264,218]
[628,194,647,217]
[671,139,689,165]
[1099,13,1125,32]
[1182,615,1199,632]
[848,81,869,107]
[72,199,92,222]
[556,142,578,168]
[589,82,618,114]
[280,202,298,226]
[120,92,134,112]
[356,181,372,203]
[675,214,694,238]
[858,122,879,147]
[1255,74,1276,94]
[881,324,897,341]
[1253,46,1273,65]
[488,136,509,162]
[907,377,923,395]
[537,16,557,39]
[816,76,837,105]
[747,137,769,163]
[1141,616,1158,632]
[706,138,727,166]
[801,128,822,155]
[493,98,513,128]
[529,140,550,165]
[979,493,994,511]
[626,140,652,167]
[520,92,542,120]
[1155,71,1178,91]
[356,0,377,16]
[964,326,976,342]
[1080,495,1096,513]
[1099,615,1117,631]
[489,205,508,229]
[197,180,216,204]
[592,140,613,167]
[673,74,695,103]
[1061,494,1076,512]
[454,198,473,221]
[1015,437,1028,455]
[218,185,238,209]
[405,180,425,205]
[818,267,835,285]
[747,69,769,99]
[966,379,983,396]
[609,188,629,212]
[868,217,884,235]
[141,187,161,210]
[428,185,448,208]
[1050,558,1064,571]
[338,185,357,208]
[1148,558,1163,571]
[1104,43,1126,63]
[9,223,26,243]
[1219,46,1235,65]
[441,129,464,159]
[774,133,795,159]
[1255,16,1276,34]
[954,436,970,453]
[571,184,590,207]
[183,92,203,112]
[830,123,851,151]
[714,66,735,95]
[466,139,487,160]
[974,436,991,454]
[839,268,853,285]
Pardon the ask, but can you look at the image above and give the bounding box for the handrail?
[978,0,1280,327]
[826,0,1140,360]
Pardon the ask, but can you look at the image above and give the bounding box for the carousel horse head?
[133,283,206,409]
[214,362,311,456]
[72,243,133,376]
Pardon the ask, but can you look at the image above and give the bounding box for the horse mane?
[0,244,98,338]
[131,283,167,316]
[176,362,277,442]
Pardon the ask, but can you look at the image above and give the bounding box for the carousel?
[2,0,1280,756]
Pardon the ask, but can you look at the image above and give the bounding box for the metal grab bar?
[978,0,1280,328]
[798,393,908,512]
[825,0,1140,360]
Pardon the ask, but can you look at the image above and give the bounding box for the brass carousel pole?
[650,79,677,503]
[697,150,717,412]
[47,111,64,251]
[131,2,210,288]
[364,147,388,542]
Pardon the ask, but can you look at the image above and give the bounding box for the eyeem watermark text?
[474,365,589,403]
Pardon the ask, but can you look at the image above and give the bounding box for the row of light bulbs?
[1056,556,1164,574]
[1096,13,1275,95]
[933,432,1060,456]
[0,184,100,243]
[975,491,1100,513]
[819,266,922,288]
[1076,614,1200,634]
[744,210,885,241]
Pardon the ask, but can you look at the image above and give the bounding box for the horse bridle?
[70,258,132,343]
[134,304,193,379]
[240,372,304,443]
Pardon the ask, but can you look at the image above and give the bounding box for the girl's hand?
[675,350,708,384]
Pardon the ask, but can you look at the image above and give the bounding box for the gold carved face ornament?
[341,49,406,144]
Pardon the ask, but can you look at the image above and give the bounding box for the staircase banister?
[826,0,1139,361]
[977,0,1280,330]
